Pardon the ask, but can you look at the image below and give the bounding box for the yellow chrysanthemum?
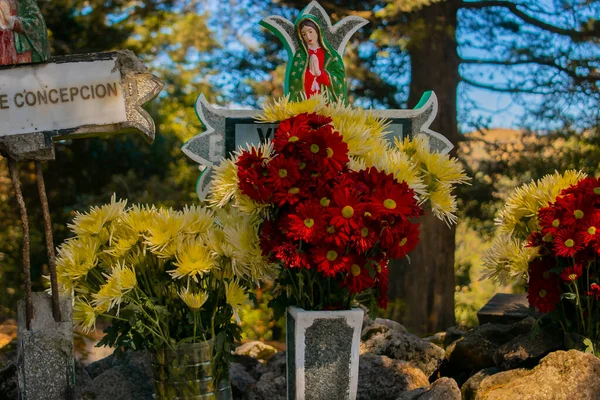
[121,204,156,234]
[178,287,209,311]
[73,299,98,333]
[482,235,538,285]
[225,279,249,322]
[145,208,185,258]
[496,170,586,239]
[69,194,127,236]
[259,93,328,122]
[181,205,215,236]
[169,239,217,281]
[428,185,458,225]
[56,236,101,281]
[93,262,136,311]
[208,159,240,208]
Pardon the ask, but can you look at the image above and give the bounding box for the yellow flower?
[482,235,538,285]
[259,93,327,122]
[121,204,156,234]
[208,159,240,209]
[428,185,458,226]
[225,279,249,321]
[56,236,101,281]
[73,299,98,333]
[497,170,586,239]
[145,208,185,258]
[93,261,136,311]
[181,205,214,236]
[178,287,209,311]
[169,239,217,281]
[68,194,127,236]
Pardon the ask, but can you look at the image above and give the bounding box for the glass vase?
[151,339,232,400]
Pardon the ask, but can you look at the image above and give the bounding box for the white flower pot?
[286,306,364,400]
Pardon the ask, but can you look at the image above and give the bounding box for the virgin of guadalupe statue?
[0,0,49,66]
[288,15,348,104]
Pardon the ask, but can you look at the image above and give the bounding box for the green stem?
[572,282,586,334]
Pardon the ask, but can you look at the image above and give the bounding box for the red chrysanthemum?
[370,179,420,219]
[306,113,333,129]
[272,182,308,207]
[352,222,379,253]
[586,283,600,300]
[559,263,583,282]
[343,258,375,294]
[322,130,349,173]
[259,219,285,257]
[272,115,310,155]
[301,129,331,165]
[329,187,364,233]
[554,228,585,257]
[579,212,600,246]
[555,193,594,227]
[273,241,310,269]
[266,155,301,190]
[312,246,351,277]
[284,203,326,243]
[538,205,564,236]
[383,221,420,259]
[527,258,561,313]
[320,222,351,248]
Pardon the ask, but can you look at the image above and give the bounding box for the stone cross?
[182,1,453,200]
[0,6,164,398]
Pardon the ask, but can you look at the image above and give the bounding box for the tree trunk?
[387,0,461,335]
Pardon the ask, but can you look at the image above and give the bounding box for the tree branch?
[461,1,600,40]
[460,75,554,94]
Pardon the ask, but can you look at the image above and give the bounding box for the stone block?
[477,293,538,325]
[17,292,74,400]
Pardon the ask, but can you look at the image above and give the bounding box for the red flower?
[329,187,364,233]
[284,203,326,243]
[302,129,330,164]
[527,258,561,313]
[586,283,600,300]
[320,223,350,248]
[352,222,379,253]
[322,130,349,173]
[266,155,301,190]
[554,228,584,257]
[382,222,420,259]
[579,212,600,246]
[272,183,308,207]
[555,194,593,227]
[312,246,350,277]
[259,219,285,257]
[538,205,564,236]
[272,115,310,155]
[559,263,583,282]
[273,242,310,269]
[306,113,332,129]
[370,179,420,219]
[343,258,375,294]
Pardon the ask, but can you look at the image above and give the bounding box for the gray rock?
[85,353,116,379]
[266,351,286,375]
[230,362,257,400]
[422,332,446,347]
[232,354,267,380]
[444,318,536,374]
[357,354,429,400]
[254,371,286,400]
[444,325,468,347]
[395,377,461,400]
[361,321,445,377]
[460,368,499,400]
[493,327,563,370]
[234,341,278,362]
[475,350,600,400]
[81,365,154,400]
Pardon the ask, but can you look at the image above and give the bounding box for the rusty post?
[35,161,61,323]
[7,157,33,330]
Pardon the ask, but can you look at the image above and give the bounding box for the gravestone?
[477,293,539,325]
[182,1,453,200]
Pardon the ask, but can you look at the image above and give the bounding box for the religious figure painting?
[289,15,348,103]
[0,0,49,66]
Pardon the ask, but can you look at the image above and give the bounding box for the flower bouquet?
[485,171,600,353]
[54,197,274,399]
[208,95,469,399]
